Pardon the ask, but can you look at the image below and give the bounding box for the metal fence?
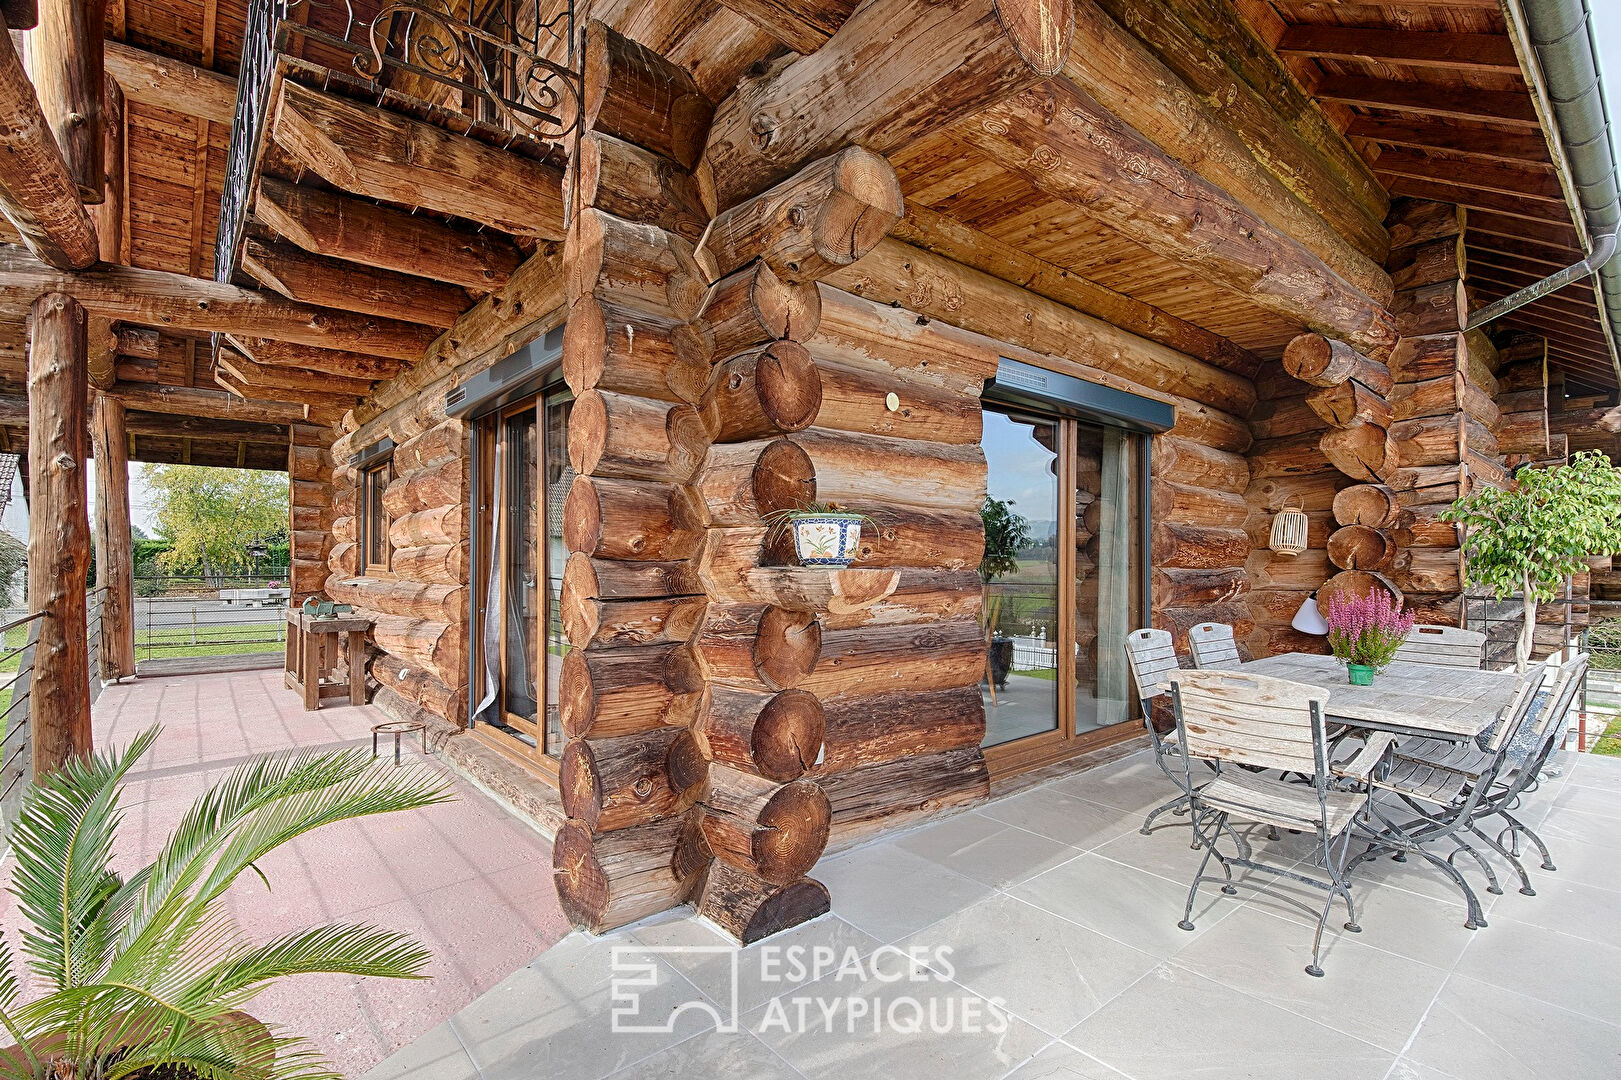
[133,574,290,662]
[0,607,44,835]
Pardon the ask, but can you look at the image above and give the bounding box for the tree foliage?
[980,496,1031,582]
[141,465,289,577]
[0,531,24,608]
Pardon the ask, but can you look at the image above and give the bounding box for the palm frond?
[8,728,160,992]
[189,924,431,1007]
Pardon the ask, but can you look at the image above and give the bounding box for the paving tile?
[896,893,1160,1037]
[1008,852,1238,957]
[1043,752,1178,816]
[1064,963,1394,1080]
[1006,1041,1132,1079]
[750,966,1050,1080]
[1403,974,1621,1080]
[602,1028,803,1079]
[894,811,1086,889]
[1548,782,1621,820]
[362,1020,476,1080]
[979,786,1140,849]
[1251,872,1484,970]
[816,845,995,943]
[1172,905,1448,1052]
[1385,1059,1464,1080]
[1452,916,1621,1023]
[1486,872,1617,940]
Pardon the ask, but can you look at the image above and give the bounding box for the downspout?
[1502,0,1621,384]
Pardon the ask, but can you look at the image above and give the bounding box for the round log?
[563,296,710,404]
[1332,484,1400,528]
[695,438,815,526]
[389,541,469,585]
[552,818,689,933]
[564,475,703,560]
[696,687,825,782]
[559,643,704,739]
[810,357,983,445]
[1306,380,1394,430]
[561,590,707,649]
[1152,480,1249,528]
[816,685,984,774]
[1151,435,1249,493]
[791,428,986,513]
[698,146,904,283]
[568,389,709,482]
[581,23,711,170]
[700,768,832,885]
[696,861,831,945]
[701,261,822,362]
[371,653,465,725]
[563,551,704,601]
[799,617,984,698]
[569,208,708,320]
[327,577,465,621]
[1152,523,1249,570]
[1316,569,1403,618]
[389,504,465,549]
[694,602,822,691]
[575,129,708,241]
[1152,567,1249,607]
[1320,421,1394,483]
[817,568,985,631]
[1284,334,1393,394]
[370,615,462,690]
[1326,525,1397,571]
[394,419,464,473]
[704,341,823,441]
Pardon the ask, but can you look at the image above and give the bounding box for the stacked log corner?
[288,424,334,605]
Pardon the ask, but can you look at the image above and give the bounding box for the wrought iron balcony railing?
[217,0,579,285]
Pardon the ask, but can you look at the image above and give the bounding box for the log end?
[755,780,832,883]
[816,148,905,269]
[754,438,817,518]
[756,340,823,433]
[755,689,826,782]
[754,606,822,690]
[995,0,1076,77]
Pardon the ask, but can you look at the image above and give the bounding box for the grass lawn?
[1593,713,1621,757]
[135,623,284,661]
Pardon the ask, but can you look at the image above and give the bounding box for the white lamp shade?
[1292,594,1330,636]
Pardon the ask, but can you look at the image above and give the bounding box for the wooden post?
[90,393,134,680]
[87,77,124,391]
[23,0,105,202]
[28,292,92,774]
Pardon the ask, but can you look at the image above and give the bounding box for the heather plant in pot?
[0,728,452,1080]
[1325,590,1415,685]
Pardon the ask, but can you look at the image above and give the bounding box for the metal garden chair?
[1188,622,1241,669]
[1167,669,1383,977]
[1393,624,1486,669]
[1125,628,1202,842]
[1391,653,1587,895]
[1347,659,1556,926]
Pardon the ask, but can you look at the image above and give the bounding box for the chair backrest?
[1124,628,1177,707]
[1188,622,1240,669]
[1525,654,1588,751]
[1168,669,1330,776]
[1394,624,1486,669]
[1482,662,1548,753]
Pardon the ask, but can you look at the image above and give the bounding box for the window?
[360,458,394,575]
[980,358,1163,776]
[469,385,572,773]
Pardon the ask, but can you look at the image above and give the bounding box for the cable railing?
[0,607,45,834]
[133,575,291,662]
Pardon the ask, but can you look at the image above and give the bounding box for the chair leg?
[1469,823,1536,896]
[1500,808,1556,871]
[1180,809,1228,931]
[1140,793,1192,837]
[1448,837,1504,896]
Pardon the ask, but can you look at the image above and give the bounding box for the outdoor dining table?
[1237,652,1521,742]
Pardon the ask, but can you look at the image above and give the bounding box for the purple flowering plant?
[1325,590,1415,670]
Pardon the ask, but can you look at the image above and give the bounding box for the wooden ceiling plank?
[253,176,522,292]
[103,41,237,125]
[1316,76,1540,128]
[242,235,469,329]
[0,246,438,360]
[1467,209,1582,252]
[270,80,565,239]
[1371,149,1562,203]
[1277,26,1520,72]
[0,21,99,269]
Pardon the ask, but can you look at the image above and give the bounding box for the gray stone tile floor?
[365,748,1621,1080]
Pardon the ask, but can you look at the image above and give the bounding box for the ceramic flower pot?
[790,513,866,567]
[1347,663,1377,686]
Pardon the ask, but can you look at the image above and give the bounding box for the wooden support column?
[23,0,104,202]
[87,77,124,391]
[28,292,92,774]
[288,424,333,604]
[0,14,98,269]
[90,393,134,679]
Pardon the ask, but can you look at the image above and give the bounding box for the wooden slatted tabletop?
[1235,653,1521,740]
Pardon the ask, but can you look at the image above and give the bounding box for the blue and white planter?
[790,513,866,567]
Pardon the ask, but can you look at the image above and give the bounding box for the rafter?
[216,348,374,397]
[242,235,469,329]
[1371,149,1562,203]
[1466,209,1581,252]
[1347,116,1552,166]
[102,41,236,125]
[270,81,566,238]
[1384,175,1575,226]
[1316,76,1540,128]
[108,381,310,424]
[225,335,408,381]
[1277,26,1519,72]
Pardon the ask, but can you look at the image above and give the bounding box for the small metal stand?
[372,720,427,765]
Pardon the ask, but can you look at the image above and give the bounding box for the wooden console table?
[284,608,372,711]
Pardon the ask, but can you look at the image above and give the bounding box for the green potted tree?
[1443,450,1621,672]
[0,728,451,1079]
[980,496,1030,692]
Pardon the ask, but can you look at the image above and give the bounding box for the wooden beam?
[1277,26,1519,72]
[242,235,469,329]
[107,380,309,424]
[270,80,565,238]
[713,0,857,53]
[0,15,97,268]
[123,409,293,442]
[28,291,91,774]
[0,246,438,359]
[1468,235,1579,270]
[1371,149,1562,203]
[23,0,104,201]
[253,176,521,292]
[892,201,1261,376]
[226,335,409,381]
[1466,209,1581,253]
[1316,76,1540,128]
[216,347,374,397]
[1346,116,1552,167]
[1385,174,1576,226]
[90,392,134,679]
[102,41,236,125]
[699,0,1076,212]
[961,81,1398,358]
[87,76,123,391]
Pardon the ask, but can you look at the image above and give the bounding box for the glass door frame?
[981,367,1160,780]
[467,377,571,781]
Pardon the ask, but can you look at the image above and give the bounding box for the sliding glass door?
[981,403,1144,769]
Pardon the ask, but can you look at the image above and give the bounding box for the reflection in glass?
[981,410,1061,747]
[500,409,539,729]
[542,395,573,757]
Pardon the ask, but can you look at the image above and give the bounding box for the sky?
[3,10,1621,544]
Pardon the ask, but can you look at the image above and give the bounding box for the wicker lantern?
[1269,505,1308,556]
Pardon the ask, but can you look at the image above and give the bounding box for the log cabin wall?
[288,422,333,605]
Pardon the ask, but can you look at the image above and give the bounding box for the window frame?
[356,446,396,578]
